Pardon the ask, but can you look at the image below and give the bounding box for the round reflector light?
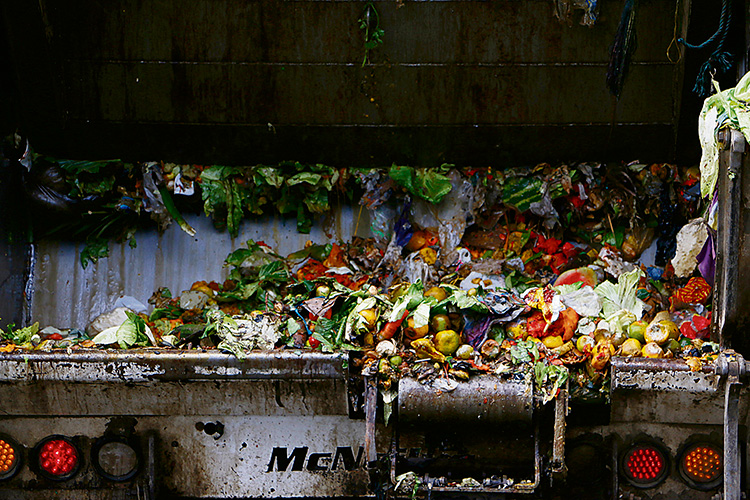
[92,438,140,481]
[0,436,21,480]
[621,443,669,488]
[679,443,722,490]
[36,437,80,480]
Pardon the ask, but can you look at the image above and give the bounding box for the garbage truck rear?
[1,1,749,499]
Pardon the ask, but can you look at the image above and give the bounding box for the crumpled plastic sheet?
[401,251,438,285]
[375,233,403,279]
[655,185,682,266]
[141,162,170,230]
[529,181,560,230]
[370,203,397,244]
[481,291,527,321]
[410,170,484,256]
[113,295,148,313]
[357,170,393,209]
[460,271,505,291]
[394,198,414,248]
[598,246,636,278]
[671,218,709,278]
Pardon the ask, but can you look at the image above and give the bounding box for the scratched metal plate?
[0,415,371,498]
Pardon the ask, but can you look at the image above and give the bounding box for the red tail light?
[0,435,21,481]
[36,436,80,481]
[620,442,669,488]
[678,443,722,490]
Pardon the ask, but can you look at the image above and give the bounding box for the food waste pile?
[0,162,719,404]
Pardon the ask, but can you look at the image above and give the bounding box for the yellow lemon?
[424,286,447,302]
[434,330,461,356]
[620,338,642,357]
[542,336,564,349]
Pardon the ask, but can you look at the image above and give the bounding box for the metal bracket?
[716,350,747,500]
[551,381,569,479]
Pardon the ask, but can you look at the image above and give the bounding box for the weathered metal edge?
[0,350,347,382]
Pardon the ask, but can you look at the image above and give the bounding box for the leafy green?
[447,289,489,313]
[254,167,284,188]
[388,281,424,322]
[56,159,121,175]
[117,312,154,348]
[412,302,431,329]
[535,362,569,404]
[92,326,118,345]
[158,184,195,236]
[80,238,109,269]
[5,322,40,345]
[553,282,583,295]
[149,305,182,321]
[200,165,246,237]
[287,243,332,262]
[259,261,289,283]
[220,241,290,308]
[358,2,385,67]
[388,166,453,204]
[594,268,645,318]
[510,339,539,365]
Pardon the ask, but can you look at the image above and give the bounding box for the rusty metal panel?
[63,61,676,125]
[2,0,688,164]
[0,351,350,416]
[49,0,675,65]
[712,130,750,353]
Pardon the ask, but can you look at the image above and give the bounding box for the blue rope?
[678,0,734,97]
[678,0,731,50]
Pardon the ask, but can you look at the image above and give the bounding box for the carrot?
[378,310,409,340]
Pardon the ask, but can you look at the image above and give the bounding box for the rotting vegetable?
[0,160,721,406]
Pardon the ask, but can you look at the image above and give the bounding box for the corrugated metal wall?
[3,0,687,165]
[31,208,369,329]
